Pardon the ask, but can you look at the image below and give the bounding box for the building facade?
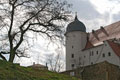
[65,15,120,71]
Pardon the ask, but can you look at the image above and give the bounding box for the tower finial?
[75,12,77,16]
[75,12,78,20]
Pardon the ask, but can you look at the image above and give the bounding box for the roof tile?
[89,21,120,45]
[83,40,94,50]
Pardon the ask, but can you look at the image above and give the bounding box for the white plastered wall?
[66,31,87,70]
[81,41,120,67]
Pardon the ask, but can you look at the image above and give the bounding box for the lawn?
[0,60,78,80]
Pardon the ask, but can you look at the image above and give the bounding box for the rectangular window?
[103,53,105,57]
[71,64,74,69]
[84,55,86,58]
[90,51,94,56]
[92,51,94,56]
[96,51,98,55]
[108,52,111,56]
[72,46,74,49]
[72,54,74,58]
[90,51,91,56]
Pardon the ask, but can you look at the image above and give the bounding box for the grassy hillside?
[0,60,78,80]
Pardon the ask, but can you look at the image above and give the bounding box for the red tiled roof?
[89,21,120,45]
[107,40,120,57]
[83,40,94,50]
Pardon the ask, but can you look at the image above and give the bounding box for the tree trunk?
[9,50,15,62]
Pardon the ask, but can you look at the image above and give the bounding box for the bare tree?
[0,0,71,62]
[46,48,64,72]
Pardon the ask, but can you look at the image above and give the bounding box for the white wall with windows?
[66,31,87,70]
[79,41,120,67]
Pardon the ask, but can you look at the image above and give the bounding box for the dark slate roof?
[66,16,86,33]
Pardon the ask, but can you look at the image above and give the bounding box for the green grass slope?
[0,60,78,80]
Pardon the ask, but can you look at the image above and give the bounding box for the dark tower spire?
[66,12,86,33]
[75,12,78,20]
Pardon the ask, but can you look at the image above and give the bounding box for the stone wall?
[61,61,120,80]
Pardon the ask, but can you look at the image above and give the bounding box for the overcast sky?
[68,0,120,32]
[16,0,120,70]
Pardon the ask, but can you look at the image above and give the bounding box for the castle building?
[65,15,120,71]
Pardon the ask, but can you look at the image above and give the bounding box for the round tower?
[65,15,87,70]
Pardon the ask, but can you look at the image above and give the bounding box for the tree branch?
[29,28,52,38]
[0,51,9,54]
[19,0,49,29]
[15,0,30,8]
[0,52,7,61]
[14,32,24,51]
[8,1,16,50]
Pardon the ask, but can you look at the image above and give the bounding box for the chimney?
[46,63,48,70]
[92,29,99,41]
[92,30,95,33]
[100,26,109,36]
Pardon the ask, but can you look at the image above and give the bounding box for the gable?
[107,40,120,57]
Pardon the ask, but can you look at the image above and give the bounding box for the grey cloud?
[68,0,101,20]
[108,0,120,3]
[112,12,120,22]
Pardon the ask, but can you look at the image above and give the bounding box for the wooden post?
[106,71,108,80]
